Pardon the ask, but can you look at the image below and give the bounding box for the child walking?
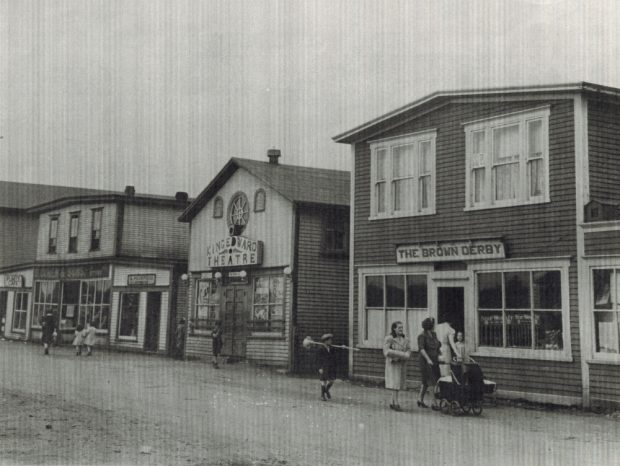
[84,321,97,356]
[212,321,222,368]
[317,334,338,401]
[72,324,85,356]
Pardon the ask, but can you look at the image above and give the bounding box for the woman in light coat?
[383,321,411,411]
[84,321,97,356]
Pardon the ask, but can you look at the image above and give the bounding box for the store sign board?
[396,240,505,263]
[36,264,110,280]
[127,274,156,286]
[205,236,263,268]
[2,274,23,288]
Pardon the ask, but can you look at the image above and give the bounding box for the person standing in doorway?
[40,310,57,355]
[212,320,223,368]
[84,321,97,356]
[383,321,411,411]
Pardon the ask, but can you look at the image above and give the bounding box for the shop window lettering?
[252,276,284,332]
[477,270,562,351]
[192,279,219,334]
[363,273,428,349]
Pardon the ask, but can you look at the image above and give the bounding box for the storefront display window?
[362,273,428,348]
[33,281,60,326]
[252,276,284,332]
[592,269,620,354]
[79,279,111,330]
[193,279,219,334]
[12,292,29,332]
[118,293,139,339]
[477,270,562,351]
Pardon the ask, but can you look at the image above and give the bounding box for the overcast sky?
[1,0,620,196]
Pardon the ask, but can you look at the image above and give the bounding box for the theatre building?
[179,151,350,373]
[27,186,190,355]
[334,82,620,408]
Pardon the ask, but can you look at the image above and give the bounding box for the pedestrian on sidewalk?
[40,310,57,355]
[72,324,86,356]
[317,333,337,401]
[84,321,97,356]
[212,320,222,368]
[383,321,411,411]
[417,317,441,409]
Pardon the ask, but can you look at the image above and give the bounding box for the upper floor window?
[369,131,436,219]
[90,209,102,251]
[48,216,59,254]
[464,107,550,210]
[322,209,349,256]
[213,197,224,218]
[254,189,266,212]
[68,212,80,253]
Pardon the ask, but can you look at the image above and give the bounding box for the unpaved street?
[0,340,619,466]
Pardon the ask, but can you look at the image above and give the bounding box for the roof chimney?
[124,185,135,197]
[267,148,281,165]
[175,191,188,202]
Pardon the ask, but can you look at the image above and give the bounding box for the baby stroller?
[433,359,494,416]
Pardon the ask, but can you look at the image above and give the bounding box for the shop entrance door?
[0,291,7,335]
[144,292,161,352]
[437,287,465,332]
[222,286,247,359]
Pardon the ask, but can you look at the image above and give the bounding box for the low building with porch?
[179,151,350,374]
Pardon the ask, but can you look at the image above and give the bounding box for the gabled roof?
[333,81,620,144]
[179,157,350,222]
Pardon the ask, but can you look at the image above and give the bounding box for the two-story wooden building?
[179,151,350,374]
[26,186,190,355]
[335,82,620,408]
[0,181,111,342]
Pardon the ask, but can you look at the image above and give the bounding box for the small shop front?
[0,269,33,341]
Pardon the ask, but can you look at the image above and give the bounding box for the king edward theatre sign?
[396,239,505,263]
[205,236,263,268]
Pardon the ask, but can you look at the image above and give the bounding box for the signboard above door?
[396,239,505,263]
[127,274,157,286]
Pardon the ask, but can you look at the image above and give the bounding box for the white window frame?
[117,291,140,341]
[588,259,620,363]
[471,258,572,362]
[251,274,285,335]
[369,130,437,220]
[12,291,29,333]
[358,265,433,349]
[464,107,550,211]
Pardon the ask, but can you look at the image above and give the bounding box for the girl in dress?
[72,324,85,356]
[84,321,97,356]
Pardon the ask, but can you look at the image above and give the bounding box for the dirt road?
[0,340,619,465]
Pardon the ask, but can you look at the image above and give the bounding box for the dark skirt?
[212,337,222,356]
[419,358,440,386]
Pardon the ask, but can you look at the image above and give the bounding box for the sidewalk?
[1,340,619,465]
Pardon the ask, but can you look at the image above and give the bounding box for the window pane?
[365,276,384,308]
[493,124,520,163]
[407,275,427,308]
[269,276,284,304]
[506,311,532,348]
[376,182,386,213]
[366,309,384,342]
[100,306,109,330]
[50,219,58,238]
[254,277,270,304]
[494,163,519,201]
[93,210,102,230]
[528,159,544,197]
[419,176,430,210]
[473,168,485,203]
[479,311,503,347]
[393,178,413,212]
[385,275,405,308]
[472,130,485,157]
[528,119,543,157]
[533,271,561,309]
[119,293,139,337]
[534,311,563,350]
[376,149,386,180]
[593,269,613,309]
[253,305,268,321]
[594,311,619,353]
[478,273,502,309]
[419,141,431,174]
[196,305,210,320]
[386,309,405,333]
[505,272,530,309]
[392,144,414,178]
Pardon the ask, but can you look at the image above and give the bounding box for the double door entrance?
[221,285,248,359]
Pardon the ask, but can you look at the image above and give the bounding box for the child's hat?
[321,333,333,341]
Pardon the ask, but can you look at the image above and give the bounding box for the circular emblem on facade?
[227,192,250,235]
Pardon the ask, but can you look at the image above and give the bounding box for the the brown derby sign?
[205,236,263,268]
[396,240,505,263]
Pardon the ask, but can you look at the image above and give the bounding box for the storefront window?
[252,276,284,332]
[592,269,620,354]
[12,292,29,332]
[118,293,139,339]
[60,281,80,329]
[192,279,219,334]
[363,274,428,348]
[79,279,111,330]
[477,270,563,350]
[33,281,60,326]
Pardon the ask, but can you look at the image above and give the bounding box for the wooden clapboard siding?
[588,99,620,203]
[590,364,620,405]
[294,205,349,374]
[354,100,576,263]
[185,335,212,358]
[246,338,289,366]
[585,231,620,256]
[120,204,188,260]
[0,212,38,269]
